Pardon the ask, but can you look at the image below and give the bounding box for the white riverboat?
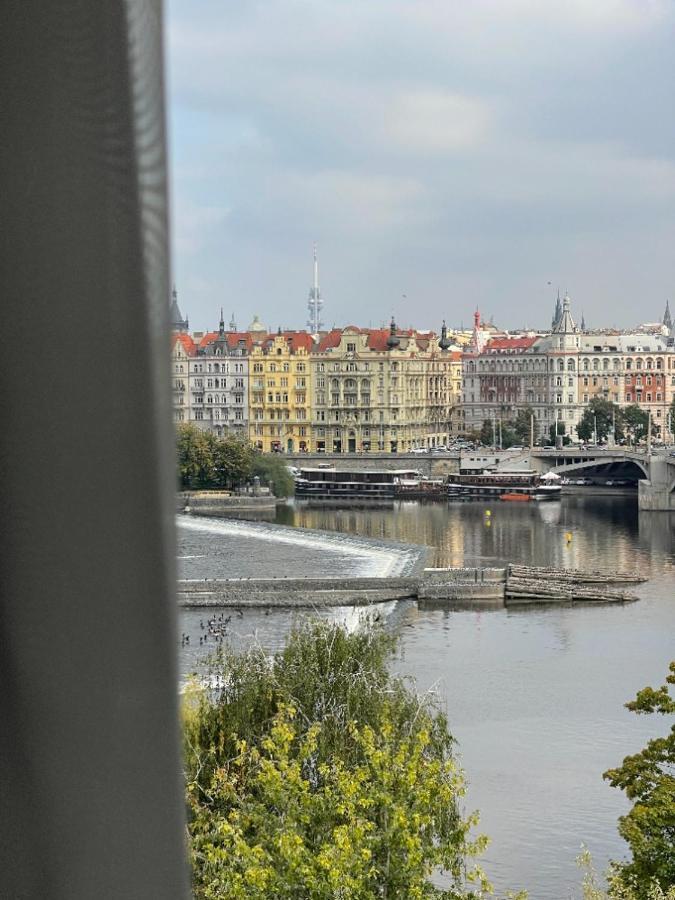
[447,469,562,501]
[294,467,422,499]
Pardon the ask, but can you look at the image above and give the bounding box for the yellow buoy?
[485,509,492,517]
[565,531,573,542]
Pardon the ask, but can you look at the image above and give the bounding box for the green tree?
[603,661,675,897]
[252,452,294,497]
[668,397,675,441]
[623,405,650,445]
[513,408,536,446]
[500,425,518,449]
[212,436,254,490]
[577,398,621,443]
[480,419,495,447]
[176,424,215,488]
[184,622,491,899]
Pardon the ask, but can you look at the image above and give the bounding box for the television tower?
[306,242,323,334]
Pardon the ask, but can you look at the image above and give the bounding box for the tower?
[169,285,189,333]
[306,242,324,335]
[551,290,562,331]
[663,300,672,331]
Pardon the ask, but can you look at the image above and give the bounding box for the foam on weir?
[176,514,423,578]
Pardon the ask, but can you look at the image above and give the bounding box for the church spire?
[551,289,562,331]
[581,311,586,332]
[219,307,225,335]
[229,311,237,331]
[169,285,189,333]
[439,319,451,350]
[663,299,672,330]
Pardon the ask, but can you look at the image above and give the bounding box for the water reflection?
[280,497,675,577]
[179,497,675,900]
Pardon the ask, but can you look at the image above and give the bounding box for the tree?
[212,436,254,490]
[184,622,491,899]
[623,405,650,445]
[252,452,294,497]
[603,661,675,897]
[668,397,675,441]
[513,408,536,446]
[500,425,518,449]
[176,424,216,488]
[479,419,494,447]
[577,398,621,443]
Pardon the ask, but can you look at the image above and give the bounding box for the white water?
[177,514,422,577]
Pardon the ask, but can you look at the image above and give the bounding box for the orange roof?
[198,331,219,349]
[171,333,197,356]
[261,331,314,353]
[485,336,537,352]
[317,329,344,351]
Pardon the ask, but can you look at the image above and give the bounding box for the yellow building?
[249,330,314,453]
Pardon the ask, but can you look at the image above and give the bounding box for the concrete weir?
[177,567,507,610]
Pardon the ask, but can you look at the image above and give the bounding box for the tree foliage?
[577,398,622,443]
[513,408,536,446]
[603,661,675,897]
[252,453,294,498]
[183,622,492,899]
[622,405,650,444]
[175,424,293,495]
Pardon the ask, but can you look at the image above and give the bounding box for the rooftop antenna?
[306,242,323,334]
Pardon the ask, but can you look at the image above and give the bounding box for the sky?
[166,0,675,334]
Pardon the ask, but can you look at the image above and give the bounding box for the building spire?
[219,307,225,335]
[581,311,586,332]
[552,289,562,330]
[229,311,237,331]
[439,319,451,350]
[306,242,324,335]
[663,299,672,330]
[553,293,576,334]
[169,284,189,333]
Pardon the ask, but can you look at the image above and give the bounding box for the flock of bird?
[180,607,270,648]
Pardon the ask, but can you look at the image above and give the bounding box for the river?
[177,496,675,899]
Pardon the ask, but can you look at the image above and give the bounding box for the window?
[347,342,356,352]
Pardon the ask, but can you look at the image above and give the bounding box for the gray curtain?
[0,2,187,896]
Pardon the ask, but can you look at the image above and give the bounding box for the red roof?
[485,336,537,352]
[259,331,314,353]
[171,333,196,356]
[198,331,219,349]
[317,329,344,351]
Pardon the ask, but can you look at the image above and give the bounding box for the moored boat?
[447,469,561,501]
[294,467,423,499]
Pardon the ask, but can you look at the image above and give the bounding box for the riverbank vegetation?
[182,621,673,899]
[176,424,293,495]
[602,661,675,898]
[183,621,494,899]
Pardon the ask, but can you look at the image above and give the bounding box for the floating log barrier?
[508,564,646,585]
[505,573,639,605]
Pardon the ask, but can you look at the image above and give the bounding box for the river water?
[177,496,675,899]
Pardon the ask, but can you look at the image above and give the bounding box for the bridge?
[528,448,675,509]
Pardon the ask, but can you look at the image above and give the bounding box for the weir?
[177,567,507,609]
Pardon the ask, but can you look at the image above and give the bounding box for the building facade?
[311,321,461,452]
[170,313,251,438]
[249,330,313,453]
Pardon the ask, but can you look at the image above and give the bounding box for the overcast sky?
[166,0,675,333]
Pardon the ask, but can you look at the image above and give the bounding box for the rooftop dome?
[247,314,266,333]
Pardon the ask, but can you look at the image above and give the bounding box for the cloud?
[166,0,675,329]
